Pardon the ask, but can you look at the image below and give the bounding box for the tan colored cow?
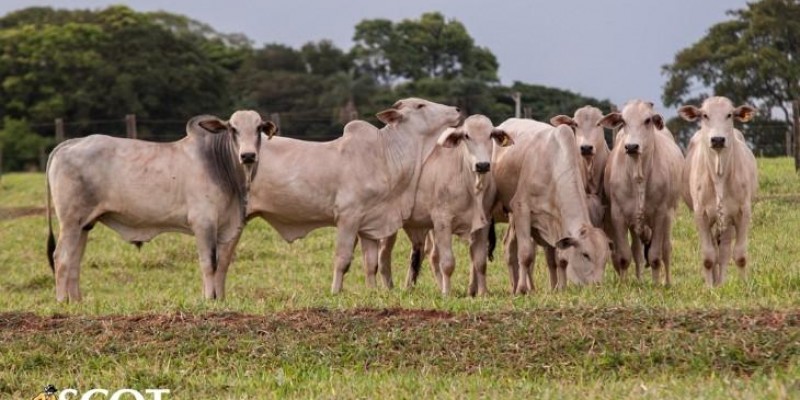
[601,100,683,285]
[246,98,462,293]
[678,96,757,286]
[45,111,275,302]
[493,118,611,293]
[377,115,513,296]
[550,106,610,227]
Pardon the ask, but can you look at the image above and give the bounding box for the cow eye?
[230,127,238,135]
[726,113,732,119]
[416,103,425,109]
[702,113,709,120]
[464,134,471,140]
[582,253,591,261]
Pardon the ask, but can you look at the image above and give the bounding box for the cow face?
[599,101,663,158]
[555,225,611,285]
[437,115,513,182]
[551,106,605,165]
[376,98,462,136]
[199,111,277,174]
[678,97,754,152]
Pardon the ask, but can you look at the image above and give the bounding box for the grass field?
[1,158,800,399]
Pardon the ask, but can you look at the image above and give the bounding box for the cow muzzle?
[710,136,726,150]
[240,152,257,165]
[580,144,594,156]
[475,162,491,174]
[624,143,640,155]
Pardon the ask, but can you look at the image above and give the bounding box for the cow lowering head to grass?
[45,111,276,302]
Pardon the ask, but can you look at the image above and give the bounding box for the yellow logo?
[31,385,58,400]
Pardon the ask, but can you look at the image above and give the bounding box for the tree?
[0,117,50,171]
[662,0,800,156]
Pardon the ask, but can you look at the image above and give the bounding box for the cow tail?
[45,153,56,274]
[487,218,496,262]
[643,240,651,269]
[409,245,422,283]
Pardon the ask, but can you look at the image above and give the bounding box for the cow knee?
[736,256,746,268]
[703,258,714,270]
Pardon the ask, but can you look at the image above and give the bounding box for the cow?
[600,100,683,285]
[493,118,611,293]
[245,98,462,294]
[376,115,513,296]
[45,111,276,302]
[550,106,610,227]
[678,96,757,286]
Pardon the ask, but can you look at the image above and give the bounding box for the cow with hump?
[377,114,513,296]
[679,96,757,287]
[493,118,611,293]
[601,100,683,285]
[46,111,276,302]
[245,98,462,294]
[550,106,610,227]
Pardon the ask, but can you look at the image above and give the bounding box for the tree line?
[1,1,798,171]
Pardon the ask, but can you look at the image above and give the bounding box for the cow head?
[437,115,513,189]
[555,225,611,285]
[551,106,606,174]
[678,96,754,152]
[197,111,277,177]
[599,100,663,158]
[376,98,462,136]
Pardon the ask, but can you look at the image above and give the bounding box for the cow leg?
[360,235,379,289]
[432,223,455,295]
[469,226,489,297]
[504,222,519,293]
[631,234,645,281]
[732,206,752,280]
[331,222,359,294]
[425,232,442,289]
[662,232,673,287]
[378,233,396,289]
[213,234,242,301]
[513,210,535,294]
[193,225,219,300]
[716,225,735,286]
[54,222,88,302]
[609,203,632,281]
[648,214,671,286]
[694,211,717,287]
[403,229,428,289]
[544,245,561,290]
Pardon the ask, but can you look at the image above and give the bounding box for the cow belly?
[99,213,193,242]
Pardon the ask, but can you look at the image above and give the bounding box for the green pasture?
[1,158,799,399]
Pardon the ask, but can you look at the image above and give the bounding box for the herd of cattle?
[43,96,757,302]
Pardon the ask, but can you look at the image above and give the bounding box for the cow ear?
[734,105,756,122]
[651,114,664,130]
[438,128,465,148]
[260,121,278,139]
[550,115,577,128]
[678,105,702,122]
[491,128,514,147]
[555,237,578,250]
[597,112,623,129]
[377,108,403,125]
[198,117,228,134]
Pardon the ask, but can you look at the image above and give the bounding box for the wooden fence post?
[511,92,521,119]
[55,118,65,143]
[125,114,137,139]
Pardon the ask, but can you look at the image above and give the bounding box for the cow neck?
[201,133,248,223]
[701,139,733,239]
[587,144,609,195]
[553,149,592,240]
[455,143,490,231]
[628,143,655,241]
[380,125,440,219]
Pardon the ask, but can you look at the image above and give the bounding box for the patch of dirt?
[0,206,44,221]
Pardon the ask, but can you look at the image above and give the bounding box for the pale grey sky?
[1,1,749,116]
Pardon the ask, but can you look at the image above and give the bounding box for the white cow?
[46,112,275,301]
[246,98,462,293]
[679,96,757,286]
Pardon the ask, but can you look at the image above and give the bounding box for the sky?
[1,0,750,117]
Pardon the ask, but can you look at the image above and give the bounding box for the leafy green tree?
[0,117,50,171]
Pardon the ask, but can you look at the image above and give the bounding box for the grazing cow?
[45,111,276,302]
[678,96,757,286]
[377,115,513,296]
[601,100,683,285]
[246,98,462,293]
[493,118,611,293]
[550,106,610,227]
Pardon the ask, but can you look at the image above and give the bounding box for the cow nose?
[580,145,594,155]
[624,144,640,154]
[475,162,491,173]
[240,152,257,164]
[710,137,726,149]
